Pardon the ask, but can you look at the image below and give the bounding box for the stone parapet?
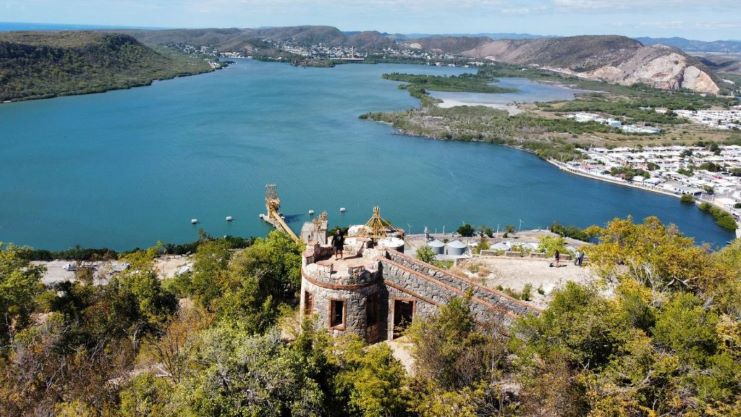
[384,250,539,317]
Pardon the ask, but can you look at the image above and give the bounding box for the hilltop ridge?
[461,35,722,94]
[125,27,725,94]
[0,31,216,101]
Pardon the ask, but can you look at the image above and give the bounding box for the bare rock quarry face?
[463,36,721,95]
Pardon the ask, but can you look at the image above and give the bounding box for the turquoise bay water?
[430,77,581,104]
[0,60,734,249]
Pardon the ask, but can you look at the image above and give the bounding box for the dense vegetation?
[0,31,215,101]
[1,216,739,416]
[23,234,254,261]
[362,104,610,161]
[383,72,517,95]
[549,222,601,242]
[698,202,739,231]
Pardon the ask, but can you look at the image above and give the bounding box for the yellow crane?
[263,184,300,243]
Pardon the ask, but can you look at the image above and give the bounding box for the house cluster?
[673,108,741,130]
[563,145,741,216]
[265,40,366,61]
[566,112,662,134]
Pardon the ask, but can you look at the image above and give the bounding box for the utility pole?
[518,219,523,232]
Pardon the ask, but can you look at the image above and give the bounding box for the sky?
[2,0,740,41]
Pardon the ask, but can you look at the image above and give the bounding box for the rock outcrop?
[463,35,721,94]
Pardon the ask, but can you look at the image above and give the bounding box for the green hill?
[0,31,214,101]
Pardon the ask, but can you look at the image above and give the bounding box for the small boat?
[191,218,199,225]
[308,209,315,215]
[340,207,346,213]
[225,216,234,222]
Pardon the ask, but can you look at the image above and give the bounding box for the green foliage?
[512,277,740,416]
[538,235,568,256]
[118,372,174,417]
[549,222,599,241]
[609,165,650,180]
[187,239,233,309]
[479,225,494,238]
[117,249,178,325]
[383,72,517,94]
[456,223,475,237]
[514,282,632,369]
[698,202,738,231]
[0,32,214,101]
[473,238,490,255]
[653,292,719,365]
[0,243,45,349]
[328,335,409,417]
[699,161,722,172]
[362,100,605,162]
[416,246,436,263]
[217,231,302,333]
[680,193,695,204]
[408,296,507,391]
[21,235,253,261]
[585,217,735,299]
[3,219,739,416]
[677,166,694,176]
[521,283,533,302]
[174,322,325,417]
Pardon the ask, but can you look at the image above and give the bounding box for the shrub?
[680,194,695,204]
[457,223,475,237]
[416,246,436,263]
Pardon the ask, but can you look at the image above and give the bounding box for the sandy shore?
[435,99,522,115]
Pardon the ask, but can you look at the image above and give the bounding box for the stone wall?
[384,251,538,318]
[301,276,387,343]
[301,249,540,343]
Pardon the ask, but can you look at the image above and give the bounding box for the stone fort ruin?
[298,207,539,343]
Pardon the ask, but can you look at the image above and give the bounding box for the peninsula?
[0,31,222,102]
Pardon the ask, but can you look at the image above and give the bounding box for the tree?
[328,335,408,417]
[653,292,719,365]
[480,226,494,238]
[513,282,631,370]
[537,235,568,256]
[173,322,325,417]
[416,246,436,263]
[144,305,213,383]
[117,248,177,326]
[408,296,507,390]
[0,244,45,349]
[188,238,233,309]
[217,231,303,333]
[118,372,174,417]
[457,224,475,237]
[585,217,733,296]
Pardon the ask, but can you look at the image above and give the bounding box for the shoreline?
[0,62,224,104]
[434,99,523,115]
[547,159,740,238]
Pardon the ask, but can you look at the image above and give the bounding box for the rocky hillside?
[462,35,722,94]
[128,26,395,52]
[0,31,213,101]
[401,36,491,54]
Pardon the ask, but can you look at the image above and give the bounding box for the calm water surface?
[0,60,733,249]
[430,77,581,104]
